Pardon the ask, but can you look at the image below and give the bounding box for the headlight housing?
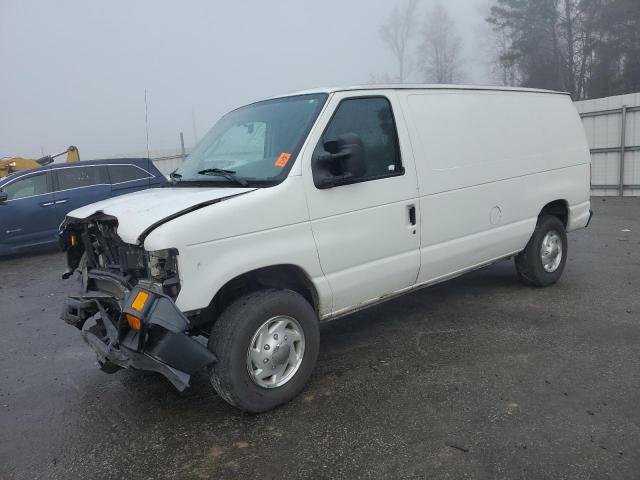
[145,248,180,298]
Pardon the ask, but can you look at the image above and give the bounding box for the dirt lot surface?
[1,197,639,479]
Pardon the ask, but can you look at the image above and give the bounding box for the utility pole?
[144,89,150,159]
[180,132,186,161]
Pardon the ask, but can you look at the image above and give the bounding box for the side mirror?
[312,133,366,189]
[0,191,7,204]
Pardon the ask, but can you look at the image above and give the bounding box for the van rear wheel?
[208,289,320,413]
[515,215,567,287]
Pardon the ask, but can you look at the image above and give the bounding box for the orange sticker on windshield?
[275,152,292,167]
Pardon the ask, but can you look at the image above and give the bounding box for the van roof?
[272,84,569,98]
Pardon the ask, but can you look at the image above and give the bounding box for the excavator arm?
[0,146,80,178]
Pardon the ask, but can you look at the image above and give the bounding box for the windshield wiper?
[169,170,182,182]
[196,168,249,187]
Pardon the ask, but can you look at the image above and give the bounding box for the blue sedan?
[0,158,165,256]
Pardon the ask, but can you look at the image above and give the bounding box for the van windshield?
[175,94,328,187]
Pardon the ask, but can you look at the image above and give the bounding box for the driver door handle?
[54,199,68,205]
[408,205,416,226]
[40,201,55,207]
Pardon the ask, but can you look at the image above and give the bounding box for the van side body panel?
[397,90,590,285]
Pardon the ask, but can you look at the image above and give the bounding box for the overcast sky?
[1,0,489,160]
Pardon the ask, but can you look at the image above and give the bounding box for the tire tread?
[515,215,567,287]
[208,288,319,412]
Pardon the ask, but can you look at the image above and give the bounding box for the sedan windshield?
[175,93,328,186]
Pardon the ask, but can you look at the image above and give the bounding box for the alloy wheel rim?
[246,316,305,389]
[540,230,563,273]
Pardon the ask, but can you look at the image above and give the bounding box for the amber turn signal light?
[131,291,149,312]
[126,313,142,331]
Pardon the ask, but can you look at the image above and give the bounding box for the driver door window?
[316,97,403,182]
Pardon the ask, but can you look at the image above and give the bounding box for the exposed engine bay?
[60,214,180,300]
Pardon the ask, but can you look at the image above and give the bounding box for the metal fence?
[575,93,640,196]
[151,154,185,177]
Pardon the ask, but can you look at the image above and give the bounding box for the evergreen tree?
[487,0,608,99]
[589,0,640,97]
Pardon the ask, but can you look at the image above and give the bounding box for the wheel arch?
[539,199,569,227]
[194,264,320,331]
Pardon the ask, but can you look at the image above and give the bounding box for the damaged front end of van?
[59,214,215,391]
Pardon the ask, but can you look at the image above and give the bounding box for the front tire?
[208,289,320,413]
[515,215,567,287]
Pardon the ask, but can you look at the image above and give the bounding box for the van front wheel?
[208,289,320,413]
[515,215,567,287]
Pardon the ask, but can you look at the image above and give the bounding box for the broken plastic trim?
[61,288,217,391]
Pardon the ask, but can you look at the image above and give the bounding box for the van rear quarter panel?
[398,90,590,284]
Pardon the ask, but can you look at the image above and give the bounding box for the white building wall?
[575,93,640,196]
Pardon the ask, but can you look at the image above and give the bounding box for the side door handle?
[54,199,68,205]
[40,201,55,207]
[408,205,416,226]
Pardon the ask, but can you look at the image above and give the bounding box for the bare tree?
[481,0,520,86]
[418,3,464,84]
[379,0,421,82]
[418,3,463,83]
[558,0,601,100]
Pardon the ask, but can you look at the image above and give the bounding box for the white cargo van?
[60,85,592,412]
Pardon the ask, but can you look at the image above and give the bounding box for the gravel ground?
[1,197,639,480]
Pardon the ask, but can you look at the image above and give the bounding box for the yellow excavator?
[0,145,80,178]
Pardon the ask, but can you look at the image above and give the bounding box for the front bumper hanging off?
[61,287,216,391]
